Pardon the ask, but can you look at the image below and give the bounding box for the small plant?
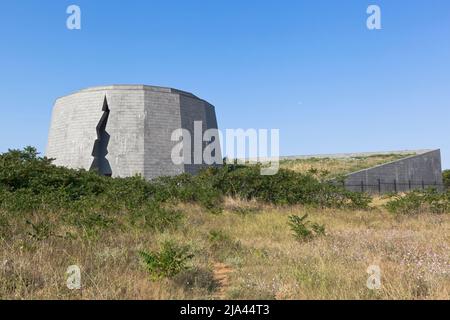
[288,214,325,242]
[311,222,326,236]
[139,241,194,280]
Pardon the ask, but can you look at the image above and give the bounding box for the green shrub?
[0,147,371,239]
[205,165,371,209]
[443,170,450,189]
[288,214,326,242]
[152,172,223,213]
[139,241,194,280]
[385,189,450,215]
[0,146,106,196]
[0,148,371,213]
[106,176,154,209]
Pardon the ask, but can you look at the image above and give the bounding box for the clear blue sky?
[0,0,449,168]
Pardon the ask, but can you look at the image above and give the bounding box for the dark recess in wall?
[90,96,112,176]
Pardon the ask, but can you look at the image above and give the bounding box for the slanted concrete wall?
[47,85,220,180]
[344,150,444,193]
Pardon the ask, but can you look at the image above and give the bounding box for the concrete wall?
[179,94,221,174]
[143,88,183,178]
[343,149,444,193]
[47,85,220,180]
[47,90,105,171]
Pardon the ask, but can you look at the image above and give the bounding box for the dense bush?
[151,173,222,212]
[0,147,184,235]
[0,147,370,215]
[443,170,450,189]
[202,164,371,209]
[0,147,107,197]
[0,147,371,240]
[385,189,450,215]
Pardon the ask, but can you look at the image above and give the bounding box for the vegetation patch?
[2,147,449,299]
[385,189,450,215]
[0,147,371,218]
[443,170,450,189]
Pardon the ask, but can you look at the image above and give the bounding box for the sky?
[0,0,449,169]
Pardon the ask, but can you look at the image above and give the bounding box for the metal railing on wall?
[340,179,445,194]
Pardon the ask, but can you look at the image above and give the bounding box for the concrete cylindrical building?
[46,85,221,179]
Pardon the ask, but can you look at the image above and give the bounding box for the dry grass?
[280,154,415,179]
[1,197,448,300]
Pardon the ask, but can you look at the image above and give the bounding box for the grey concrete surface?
[343,149,444,193]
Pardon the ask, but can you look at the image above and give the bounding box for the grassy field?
[1,199,448,299]
[1,149,448,300]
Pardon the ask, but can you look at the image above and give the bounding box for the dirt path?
[212,263,233,299]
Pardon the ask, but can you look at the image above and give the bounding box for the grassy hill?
[0,148,448,299]
[279,153,416,179]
